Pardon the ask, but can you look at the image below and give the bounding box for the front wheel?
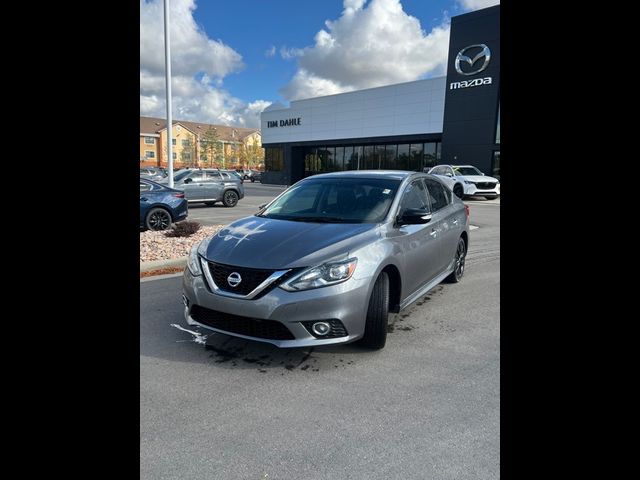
[358,272,389,350]
[453,183,464,199]
[445,237,467,283]
[222,190,239,207]
[145,207,172,231]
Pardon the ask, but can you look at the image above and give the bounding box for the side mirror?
[481,172,485,176]
[183,178,193,184]
[446,172,453,177]
[258,203,267,210]
[398,208,432,225]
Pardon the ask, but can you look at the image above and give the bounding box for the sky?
[140,0,499,129]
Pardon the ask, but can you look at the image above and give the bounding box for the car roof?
[309,170,414,180]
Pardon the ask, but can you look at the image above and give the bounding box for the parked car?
[235,169,256,180]
[428,165,500,200]
[140,178,188,231]
[223,170,244,184]
[182,170,470,350]
[140,167,168,182]
[249,170,262,183]
[160,168,245,207]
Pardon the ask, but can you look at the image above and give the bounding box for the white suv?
[428,165,500,200]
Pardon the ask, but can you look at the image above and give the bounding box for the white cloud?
[140,0,270,128]
[265,46,276,58]
[280,0,451,101]
[459,0,500,11]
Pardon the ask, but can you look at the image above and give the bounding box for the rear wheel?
[445,237,467,283]
[358,272,389,350]
[453,183,464,199]
[251,177,255,183]
[145,207,172,231]
[222,190,239,207]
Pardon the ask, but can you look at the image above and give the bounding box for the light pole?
[164,0,174,187]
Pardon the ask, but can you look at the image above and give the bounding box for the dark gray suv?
[162,168,245,207]
[182,171,469,349]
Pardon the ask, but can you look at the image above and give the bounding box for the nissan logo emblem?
[227,272,242,287]
[455,44,491,76]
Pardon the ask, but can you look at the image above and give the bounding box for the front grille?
[301,319,348,339]
[208,262,276,296]
[190,305,295,340]
[475,182,496,190]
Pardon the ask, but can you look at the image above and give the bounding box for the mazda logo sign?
[455,44,491,76]
[227,272,242,287]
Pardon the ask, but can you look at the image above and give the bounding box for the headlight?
[188,237,212,276]
[464,180,475,185]
[280,258,357,292]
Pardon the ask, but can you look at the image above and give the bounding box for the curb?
[140,256,188,273]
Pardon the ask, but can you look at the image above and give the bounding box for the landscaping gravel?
[140,225,223,263]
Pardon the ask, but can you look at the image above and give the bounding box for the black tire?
[251,177,255,183]
[145,207,172,231]
[445,237,467,283]
[359,272,389,350]
[222,190,239,207]
[205,201,216,207]
[453,183,464,199]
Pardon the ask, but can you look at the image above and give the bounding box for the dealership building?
[260,4,500,185]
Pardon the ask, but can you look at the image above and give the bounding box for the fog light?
[311,322,331,336]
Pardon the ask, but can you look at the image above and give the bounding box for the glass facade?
[492,151,500,180]
[265,147,284,172]
[300,142,441,178]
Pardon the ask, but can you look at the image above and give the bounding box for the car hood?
[460,175,499,183]
[203,216,379,269]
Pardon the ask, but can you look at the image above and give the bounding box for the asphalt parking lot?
[185,183,288,226]
[140,186,500,479]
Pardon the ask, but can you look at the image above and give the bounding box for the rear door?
[201,170,224,201]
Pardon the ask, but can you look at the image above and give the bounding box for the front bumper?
[463,183,500,196]
[182,269,371,347]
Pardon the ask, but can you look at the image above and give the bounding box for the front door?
[394,179,443,298]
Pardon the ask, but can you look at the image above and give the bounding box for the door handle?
[452,219,459,225]
[140,197,148,201]
[430,230,437,237]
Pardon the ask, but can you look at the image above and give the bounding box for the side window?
[140,182,151,192]
[400,180,430,213]
[191,172,206,182]
[424,179,449,212]
[205,171,222,181]
[221,172,232,180]
[433,166,443,175]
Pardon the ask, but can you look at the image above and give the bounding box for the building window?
[397,144,410,170]
[145,150,155,159]
[182,139,190,147]
[144,136,155,144]
[265,147,284,172]
[409,144,423,172]
[172,139,176,146]
[172,153,177,160]
[423,143,437,171]
[334,146,345,171]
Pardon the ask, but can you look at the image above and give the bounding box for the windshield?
[453,166,482,176]
[257,177,401,223]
